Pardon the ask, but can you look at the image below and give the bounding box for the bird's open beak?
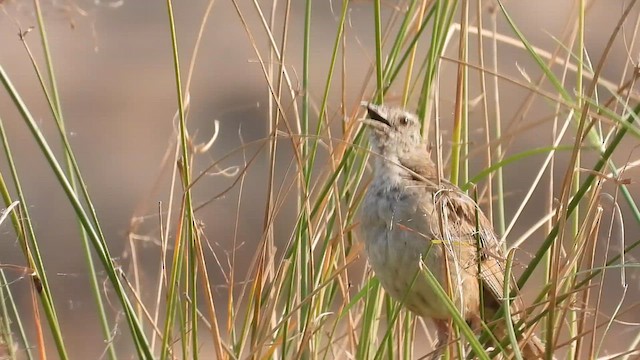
[361,102,391,128]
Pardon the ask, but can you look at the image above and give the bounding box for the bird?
[359,102,545,359]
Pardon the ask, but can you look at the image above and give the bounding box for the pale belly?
[363,222,450,318]
[361,185,480,320]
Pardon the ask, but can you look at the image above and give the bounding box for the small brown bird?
[360,103,545,359]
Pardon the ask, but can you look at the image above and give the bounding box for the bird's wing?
[438,185,525,313]
[397,148,438,180]
[399,152,524,313]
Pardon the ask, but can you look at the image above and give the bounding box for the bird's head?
[362,102,423,158]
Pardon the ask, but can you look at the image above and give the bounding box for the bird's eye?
[399,116,410,126]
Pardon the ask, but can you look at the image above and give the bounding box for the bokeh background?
[1,0,639,358]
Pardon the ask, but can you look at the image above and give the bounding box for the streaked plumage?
[360,103,544,359]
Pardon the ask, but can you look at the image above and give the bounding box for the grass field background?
[1,0,639,358]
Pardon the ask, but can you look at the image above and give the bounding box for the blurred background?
[1,0,639,358]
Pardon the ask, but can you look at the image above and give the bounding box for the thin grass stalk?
[189,226,199,360]
[326,142,357,358]
[383,299,395,358]
[539,4,579,351]
[546,50,577,360]
[574,206,601,360]
[0,271,16,359]
[593,196,626,357]
[179,0,226,355]
[401,1,428,107]
[173,34,198,360]
[227,180,242,354]
[291,1,321,357]
[565,2,586,357]
[460,0,468,189]
[450,0,468,186]
[575,214,602,359]
[160,0,201,358]
[301,0,311,179]
[555,177,603,358]
[245,243,271,358]
[193,224,225,359]
[0,131,35,360]
[300,0,312,245]
[162,216,184,359]
[373,0,384,102]
[489,8,505,236]
[295,18,312,355]
[28,279,47,358]
[502,250,522,360]
[313,219,340,358]
[294,152,312,354]
[227,137,251,358]
[257,0,288,357]
[31,0,62,120]
[449,3,469,356]
[356,279,383,360]
[279,240,299,359]
[302,212,336,358]
[401,314,414,360]
[475,0,493,227]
